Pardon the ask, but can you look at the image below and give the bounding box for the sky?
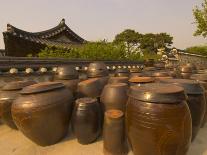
[0,0,206,49]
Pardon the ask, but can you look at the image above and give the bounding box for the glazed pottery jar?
[103,110,128,155]
[87,62,109,78]
[71,98,102,144]
[0,81,36,129]
[115,68,129,77]
[77,78,102,98]
[55,65,80,96]
[100,83,128,112]
[11,82,74,146]
[126,83,192,155]
[129,76,155,86]
[178,65,193,79]
[160,79,206,141]
[108,77,129,84]
[190,74,207,127]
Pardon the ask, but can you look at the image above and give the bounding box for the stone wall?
[169,52,207,69]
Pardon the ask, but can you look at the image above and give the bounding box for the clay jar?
[126,83,192,155]
[0,81,36,129]
[190,74,207,127]
[114,68,129,77]
[103,110,127,155]
[108,77,129,84]
[160,79,206,141]
[77,78,102,98]
[179,65,193,79]
[151,71,172,82]
[129,76,155,86]
[55,65,80,96]
[12,82,74,146]
[100,83,128,112]
[71,98,102,144]
[87,62,109,78]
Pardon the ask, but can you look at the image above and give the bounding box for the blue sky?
[0,0,206,49]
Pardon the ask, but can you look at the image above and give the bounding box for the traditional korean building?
[3,19,86,57]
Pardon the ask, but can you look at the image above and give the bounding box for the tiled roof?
[3,19,85,49]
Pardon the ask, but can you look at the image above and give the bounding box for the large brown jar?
[160,79,206,141]
[12,82,74,146]
[87,62,109,78]
[0,81,36,129]
[103,110,128,155]
[190,74,207,127]
[129,76,154,86]
[178,65,193,79]
[55,65,80,96]
[100,83,128,112]
[71,98,102,144]
[108,77,129,84]
[77,78,102,98]
[126,83,192,155]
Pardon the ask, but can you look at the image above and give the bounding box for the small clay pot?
[100,83,128,112]
[108,77,129,84]
[129,76,155,86]
[12,82,74,146]
[71,98,102,144]
[126,83,192,155]
[0,81,36,129]
[160,78,206,141]
[77,78,102,98]
[115,69,129,77]
[103,110,128,155]
[87,62,109,78]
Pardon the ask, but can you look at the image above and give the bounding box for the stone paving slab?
[0,123,207,155]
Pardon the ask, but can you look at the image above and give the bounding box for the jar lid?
[78,78,99,86]
[56,65,79,80]
[105,110,124,119]
[21,82,65,94]
[130,68,141,73]
[129,76,155,83]
[2,81,36,91]
[160,79,204,94]
[152,71,170,77]
[190,74,207,82]
[128,83,186,103]
[75,97,97,107]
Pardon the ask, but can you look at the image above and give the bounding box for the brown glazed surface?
[0,81,36,129]
[126,83,192,155]
[100,83,128,112]
[160,78,206,141]
[71,98,102,144]
[77,78,102,98]
[11,82,73,146]
[115,69,129,77]
[103,110,128,155]
[55,65,79,80]
[108,77,129,84]
[87,62,109,78]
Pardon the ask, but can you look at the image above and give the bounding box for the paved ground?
[0,123,207,155]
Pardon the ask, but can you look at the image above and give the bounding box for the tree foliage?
[186,45,207,56]
[38,41,161,61]
[193,0,207,37]
[113,29,173,53]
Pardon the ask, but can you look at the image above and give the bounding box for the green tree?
[113,29,142,54]
[139,33,173,53]
[193,0,207,37]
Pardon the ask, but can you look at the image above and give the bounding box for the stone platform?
[0,123,207,155]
